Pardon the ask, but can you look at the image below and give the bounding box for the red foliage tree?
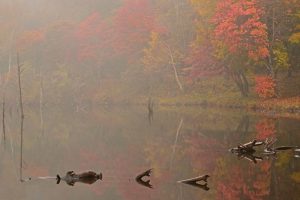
[113,0,166,57]
[74,12,112,63]
[255,76,276,98]
[212,0,269,61]
[185,41,224,79]
[16,29,45,51]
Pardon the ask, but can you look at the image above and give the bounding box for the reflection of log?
[275,146,298,151]
[147,97,154,125]
[239,153,263,164]
[177,175,210,191]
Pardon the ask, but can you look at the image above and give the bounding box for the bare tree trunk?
[17,53,24,120]
[39,71,44,135]
[8,30,16,73]
[17,53,25,182]
[162,42,184,91]
[231,71,248,97]
[2,94,5,141]
[19,109,24,182]
[240,72,249,95]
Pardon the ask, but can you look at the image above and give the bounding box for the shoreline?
[155,96,300,119]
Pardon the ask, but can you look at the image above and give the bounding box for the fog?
[0,0,300,199]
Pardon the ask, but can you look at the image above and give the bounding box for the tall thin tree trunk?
[231,71,248,97]
[240,72,249,95]
[8,30,15,73]
[170,53,183,92]
[162,42,184,91]
[17,53,24,120]
[39,71,44,135]
[17,53,25,182]
[19,109,24,182]
[2,94,5,141]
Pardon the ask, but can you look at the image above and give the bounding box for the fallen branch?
[135,169,153,189]
[177,175,210,190]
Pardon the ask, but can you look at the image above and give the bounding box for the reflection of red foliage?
[217,162,271,200]
[79,146,154,199]
[255,118,276,140]
[217,166,243,200]
[184,133,225,173]
[255,76,276,98]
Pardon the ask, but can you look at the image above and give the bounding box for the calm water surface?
[0,106,300,200]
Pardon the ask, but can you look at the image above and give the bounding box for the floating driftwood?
[57,171,102,186]
[21,171,102,186]
[264,137,299,155]
[230,138,300,162]
[135,169,153,189]
[230,139,265,154]
[177,175,210,191]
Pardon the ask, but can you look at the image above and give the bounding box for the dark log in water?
[177,175,210,190]
[230,139,265,154]
[135,169,153,189]
[57,171,102,186]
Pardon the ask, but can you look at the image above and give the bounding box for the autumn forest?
[1,1,300,200]
[0,0,299,111]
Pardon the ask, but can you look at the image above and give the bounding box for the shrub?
[255,76,276,98]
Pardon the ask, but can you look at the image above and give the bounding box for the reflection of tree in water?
[235,115,249,140]
[79,147,166,199]
[255,118,277,140]
[184,133,226,173]
[216,161,271,200]
[8,107,300,199]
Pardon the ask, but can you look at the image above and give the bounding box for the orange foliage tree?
[255,76,276,98]
[212,0,269,60]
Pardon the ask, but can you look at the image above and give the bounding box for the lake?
[0,106,299,200]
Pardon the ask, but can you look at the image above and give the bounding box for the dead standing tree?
[17,53,24,121]
[161,41,184,92]
[1,76,6,142]
[17,53,25,182]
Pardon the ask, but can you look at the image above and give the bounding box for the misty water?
[0,106,299,200]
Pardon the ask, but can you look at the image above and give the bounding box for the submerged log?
[57,171,102,186]
[177,175,210,190]
[230,140,264,154]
